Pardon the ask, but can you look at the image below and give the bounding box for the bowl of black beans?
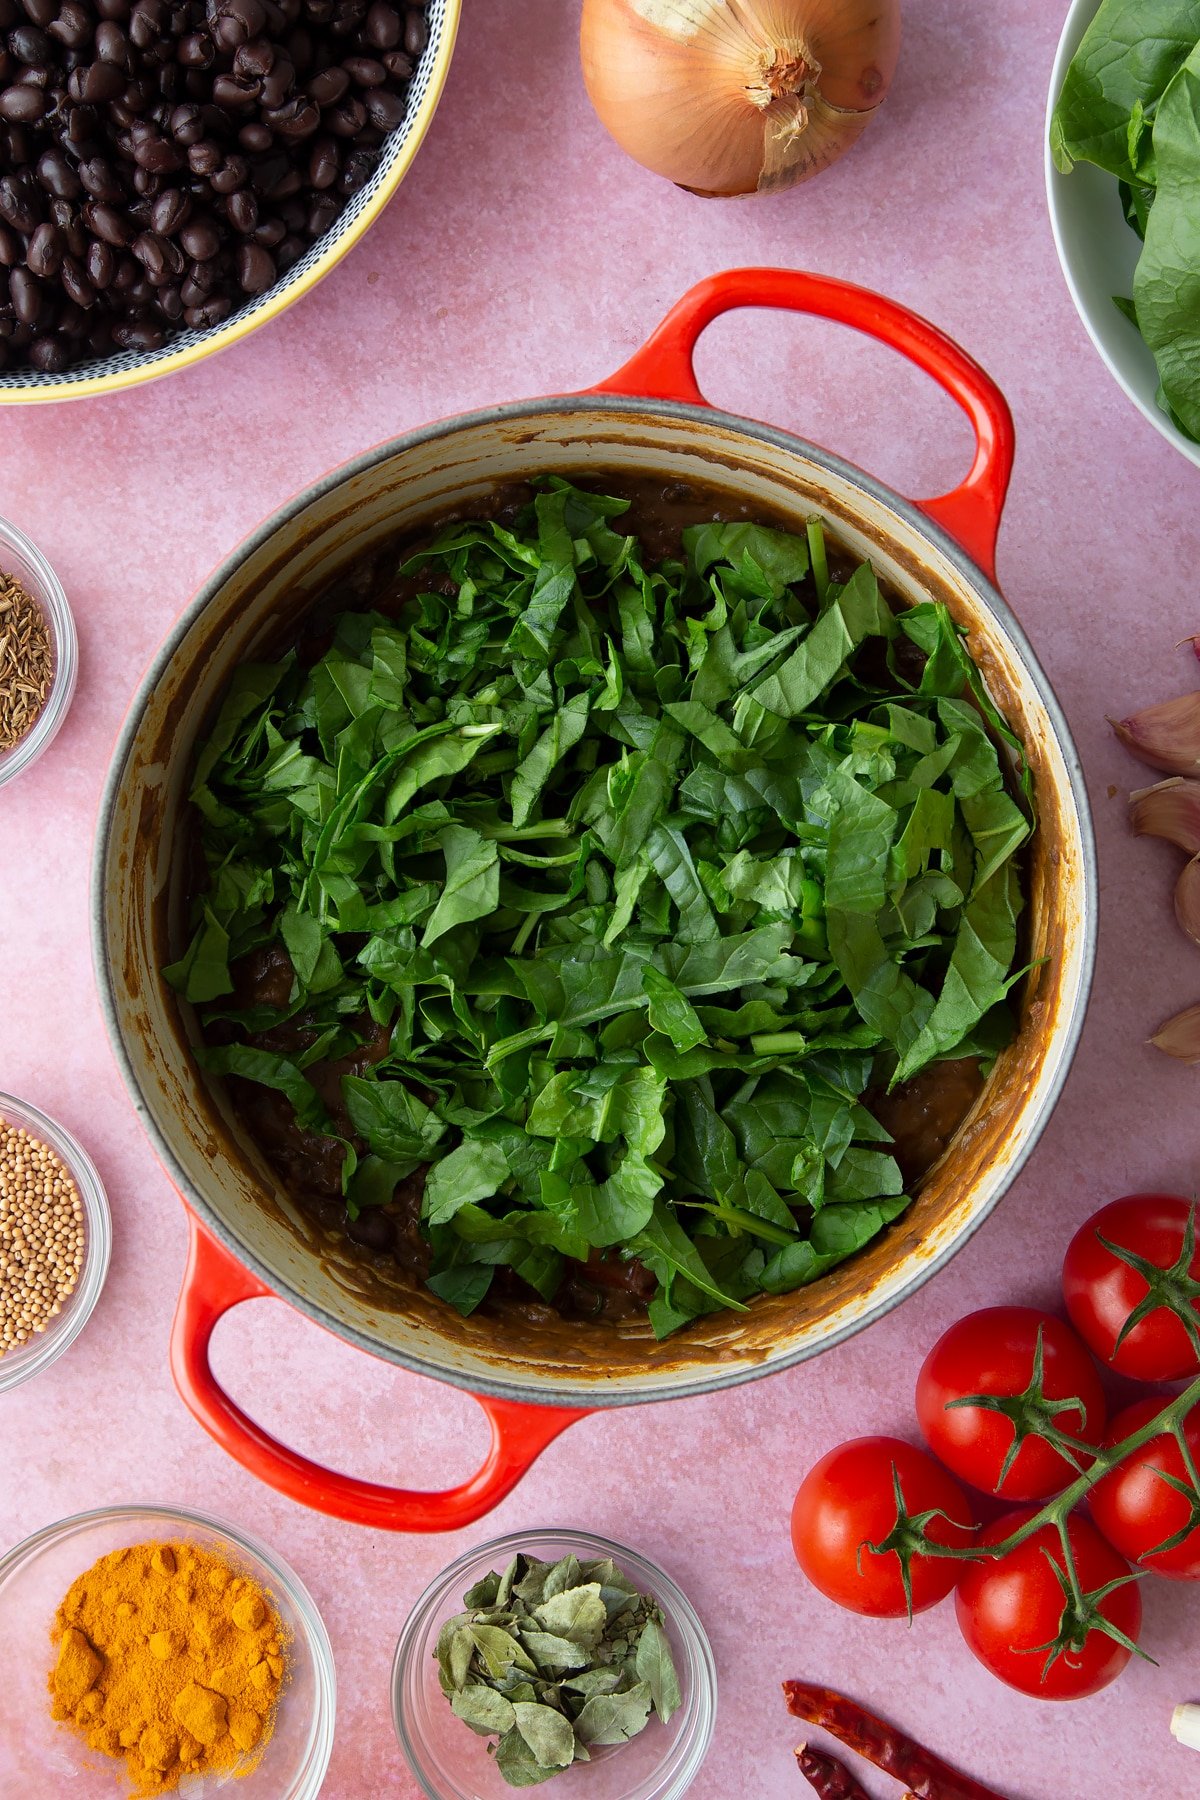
[0,0,456,397]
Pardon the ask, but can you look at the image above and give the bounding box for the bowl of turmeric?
[0,1503,334,1797]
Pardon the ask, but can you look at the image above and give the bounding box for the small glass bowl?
[392,1529,716,1800]
[0,1504,335,1797]
[0,513,77,789]
[0,1090,111,1394]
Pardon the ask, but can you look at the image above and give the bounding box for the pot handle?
[589,267,1015,585]
[170,1213,589,1531]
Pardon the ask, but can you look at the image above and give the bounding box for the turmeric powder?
[48,1539,287,1795]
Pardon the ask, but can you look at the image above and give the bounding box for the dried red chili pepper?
[783,1683,1009,1800]
[796,1743,872,1799]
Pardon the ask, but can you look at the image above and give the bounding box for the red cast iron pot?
[93,269,1096,1531]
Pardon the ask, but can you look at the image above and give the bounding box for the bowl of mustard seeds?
[0,1091,110,1393]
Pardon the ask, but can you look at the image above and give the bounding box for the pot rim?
[91,392,1098,1405]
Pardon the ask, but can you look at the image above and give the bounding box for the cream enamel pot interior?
[93,269,1097,1532]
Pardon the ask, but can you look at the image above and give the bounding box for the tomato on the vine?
[1062,1195,1200,1381]
[955,1510,1141,1699]
[791,1436,975,1618]
[915,1306,1106,1500]
[1090,1398,1200,1580]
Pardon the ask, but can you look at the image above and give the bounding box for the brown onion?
[580,0,901,198]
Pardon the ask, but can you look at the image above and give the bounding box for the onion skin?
[580,0,901,198]
[1177,856,1200,948]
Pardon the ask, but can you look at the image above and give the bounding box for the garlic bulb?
[580,0,902,198]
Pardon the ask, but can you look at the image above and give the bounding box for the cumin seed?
[0,570,53,753]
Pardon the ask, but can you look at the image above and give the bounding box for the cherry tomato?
[915,1306,1106,1500]
[791,1436,975,1618]
[1062,1194,1200,1381]
[1090,1398,1200,1580]
[955,1509,1141,1700]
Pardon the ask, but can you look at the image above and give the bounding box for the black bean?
[338,144,373,192]
[65,101,97,142]
[79,157,123,199]
[167,100,202,141]
[325,94,364,136]
[0,81,47,121]
[21,0,57,25]
[78,61,126,103]
[85,237,115,286]
[94,21,128,64]
[235,239,272,291]
[186,137,220,174]
[234,35,273,77]
[380,49,411,80]
[211,71,258,108]
[208,152,247,192]
[133,129,180,170]
[9,266,41,322]
[9,24,53,62]
[307,192,336,235]
[112,316,163,348]
[344,54,384,86]
[362,86,404,132]
[50,3,96,50]
[26,220,63,276]
[266,95,317,137]
[155,281,182,318]
[0,175,41,231]
[183,292,229,326]
[250,212,283,245]
[150,185,188,232]
[60,254,95,305]
[307,133,337,188]
[84,199,133,244]
[258,57,293,107]
[403,5,425,57]
[28,333,68,370]
[235,119,270,151]
[178,215,219,259]
[37,148,82,198]
[365,1,400,50]
[176,30,213,66]
[0,221,19,263]
[305,62,346,106]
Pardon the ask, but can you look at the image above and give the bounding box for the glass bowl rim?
[0,1089,111,1392]
[0,514,78,790]
[391,1526,717,1800]
[0,1499,337,1799]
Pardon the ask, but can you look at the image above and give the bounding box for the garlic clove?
[1178,858,1200,948]
[1112,692,1200,773]
[1171,1703,1200,1750]
[1150,1002,1200,1063]
[1129,778,1200,855]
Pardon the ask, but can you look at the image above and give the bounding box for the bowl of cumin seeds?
[0,517,76,789]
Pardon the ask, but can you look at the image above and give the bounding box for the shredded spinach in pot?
[166,478,1032,1338]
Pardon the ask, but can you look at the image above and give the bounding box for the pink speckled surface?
[2,2,1199,1796]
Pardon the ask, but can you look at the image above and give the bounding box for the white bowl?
[0,1092,110,1392]
[1045,0,1200,468]
[0,1504,335,1796]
